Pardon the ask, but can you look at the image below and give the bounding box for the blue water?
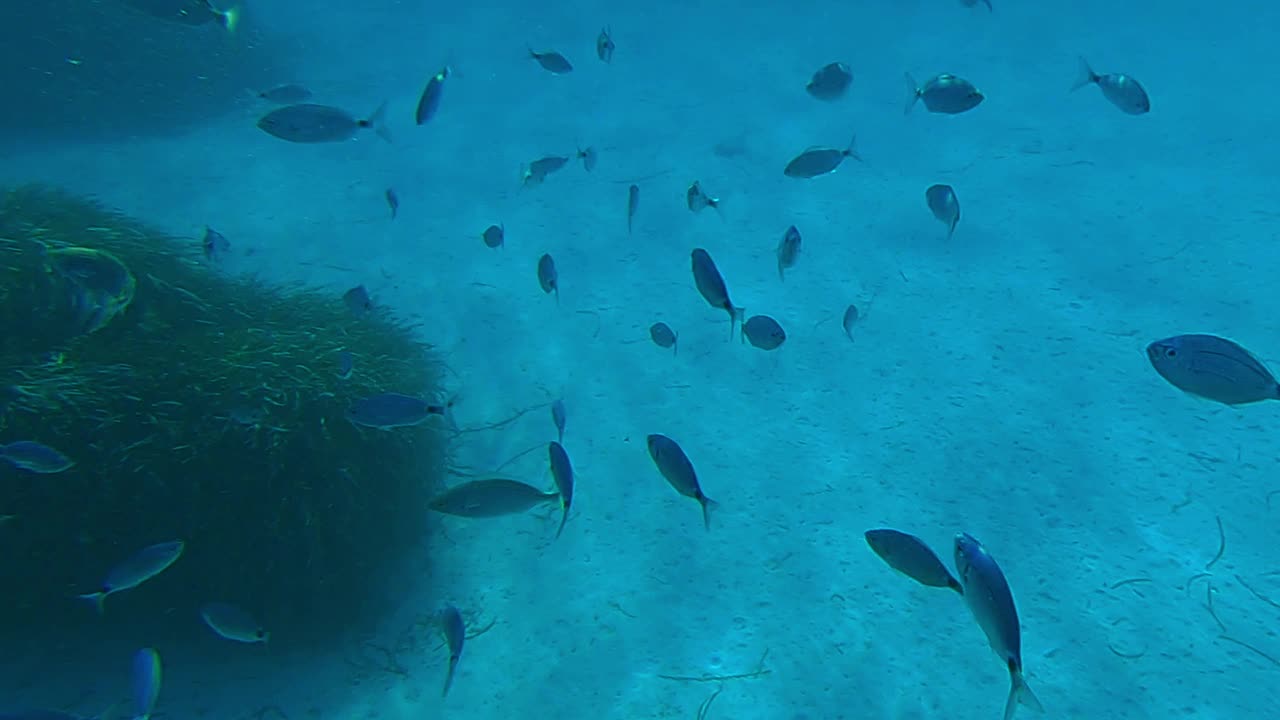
[5,0,1280,718]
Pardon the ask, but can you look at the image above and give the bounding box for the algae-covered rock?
[0,186,448,645]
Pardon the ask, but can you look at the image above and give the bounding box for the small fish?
[482,223,505,249]
[78,540,185,614]
[537,253,559,302]
[686,181,719,213]
[742,315,786,350]
[415,66,450,125]
[385,188,399,219]
[257,83,311,104]
[121,0,239,29]
[131,647,162,720]
[691,248,743,339]
[202,226,230,262]
[336,350,354,379]
[440,605,465,697]
[551,399,567,443]
[954,533,1044,720]
[806,61,852,100]
[529,47,573,74]
[626,184,640,234]
[904,73,984,115]
[776,225,801,279]
[649,322,678,354]
[1147,334,1280,405]
[257,102,391,143]
[1071,57,1150,115]
[925,184,960,239]
[646,434,717,531]
[596,27,615,63]
[577,146,597,172]
[960,0,993,10]
[841,304,859,341]
[346,392,449,429]
[343,284,372,316]
[428,479,560,517]
[864,529,962,593]
[548,441,574,539]
[201,602,269,643]
[0,441,74,474]
[783,136,860,178]
[523,155,570,186]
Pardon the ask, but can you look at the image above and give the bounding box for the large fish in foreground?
[1146,334,1280,405]
[257,103,390,144]
[954,533,1043,720]
[78,540,185,614]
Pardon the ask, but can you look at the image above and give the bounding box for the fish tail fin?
[442,658,457,697]
[1071,56,1096,92]
[554,506,569,539]
[78,591,106,615]
[699,495,719,531]
[983,0,993,10]
[1004,670,1044,720]
[845,133,862,162]
[729,306,745,341]
[672,332,679,356]
[948,214,959,239]
[367,102,393,143]
[903,73,920,114]
[219,4,241,32]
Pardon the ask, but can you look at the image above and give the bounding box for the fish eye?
[1164,348,1177,358]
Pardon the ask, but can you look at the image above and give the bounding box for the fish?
[523,155,570,186]
[1071,57,1150,115]
[529,48,573,74]
[120,0,239,30]
[864,529,962,593]
[537,253,559,302]
[686,181,720,213]
[440,605,465,697]
[346,392,449,429]
[577,146,597,172]
[806,61,852,100]
[596,27,615,63]
[257,83,311,104]
[904,73,984,114]
[691,248,744,339]
[257,103,390,144]
[960,0,993,10]
[925,184,960,239]
[646,434,718,531]
[131,647,162,720]
[776,225,801,279]
[415,66,450,125]
[200,602,268,643]
[343,284,373,315]
[954,533,1044,720]
[0,441,74,474]
[551,399,566,443]
[627,184,640,234]
[548,441,574,539]
[482,224,505,249]
[742,315,786,350]
[649,322,678,354]
[841,304,859,341]
[427,479,560,518]
[78,540,185,614]
[202,226,229,262]
[336,350,354,379]
[385,188,399,219]
[1146,334,1280,405]
[783,136,860,178]
[0,712,90,720]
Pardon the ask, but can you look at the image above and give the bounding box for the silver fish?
[783,136,859,178]
[0,441,74,474]
[529,48,573,74]
[649,322,678,354]
[440,605,465,697]
[551,399,566,443]
[864,529,962,593]
[776,225,801,279]
[841,304,859,341]
[596,27,615,63]
[954,533,1044,720]
[1147,334,1280,405]
[523,155,570,186]
[346,392,448,429]
[645,434,717,530]
[1071,57,1149,115]
[806,61,852,101]
[257,103,390,143]
[686,181,719,213]
[78,540,185,614]
[482,223,505,249]
[416,66,450,125]
[201,602,269,643]
[537,253,559,302]
[691,248,743,339]
[202,226,229,262]
[904,73,984,114]
[342,284,372,315]
[548,441,574,539]
[627,184,640,234]
[428,479,560,517]
[131,647,162,720]
[385,188,399,220]
[741,315,786,350]
[925,184,960,239]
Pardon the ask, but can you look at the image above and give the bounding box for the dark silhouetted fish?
[200,602,268,643]
[784,136,860,178]
[806,62,852,100]
[925,184,960,238]
[1146,334,1280,405]
[1071,57,1150,115]
[482,224,505,248]
[627,184,640,234]
[346,392,449,429]
[954,533,1044,720]
[0,440,74,474]
[596,27,615,63]
[337,350,354,379]
[776,225,801,279]
[864,528,962,593]
[841,304,859,341]
[529,48,573,74]
[523,155,570,186]
[77,540,185,614]
[649,322,678,354]
[691,248,743,339]
[202,226,229,262]
[258,83,312,104]
[385,188,399,219]
[548,441,574,539]
[440,605,465,697]
[686,181,720,213]
[416,66,450,125]
[904,73,984,114]
[551,399,566,443]
[121,0,239,29]
[577,146,597,171]
[257,103,390,143]
[646,434,717,530]
[428,479,560,517]
[537,253,559,302]
[343,285,372,315]
[742,315,786,350]
[132,647,162,720]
